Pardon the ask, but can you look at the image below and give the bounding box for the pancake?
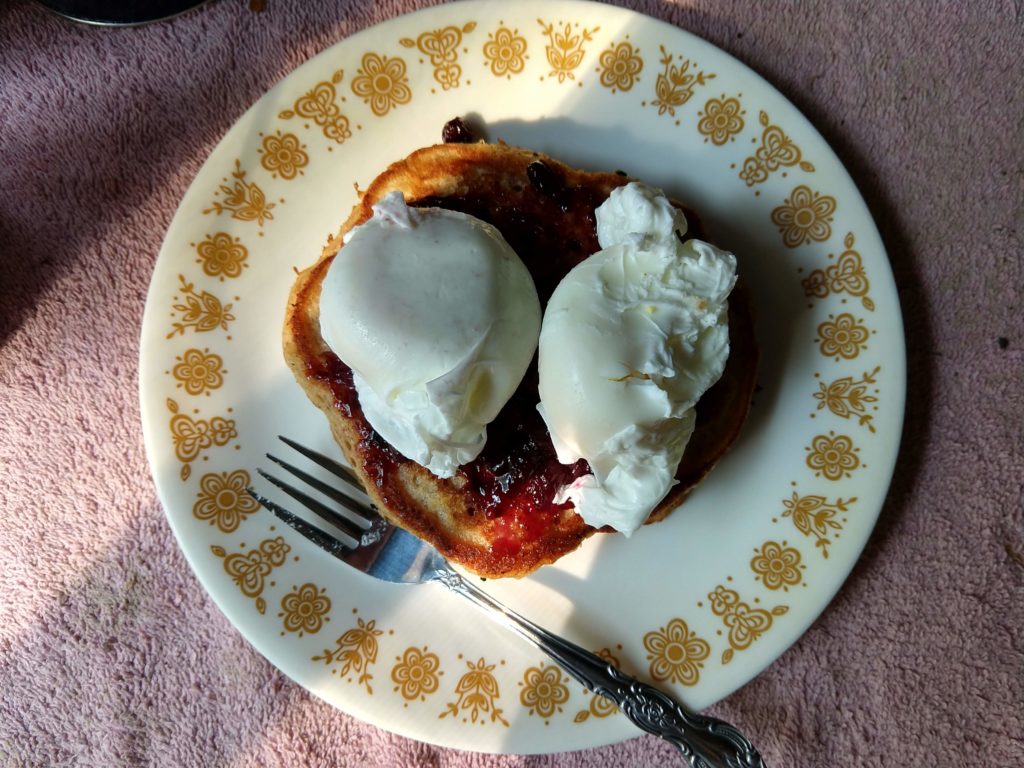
[283,129,758,578]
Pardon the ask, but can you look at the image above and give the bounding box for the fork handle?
[435,568,766,768]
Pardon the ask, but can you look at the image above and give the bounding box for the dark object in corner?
[35,0,210,25]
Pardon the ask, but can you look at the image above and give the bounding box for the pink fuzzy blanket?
[1,0,1021,765]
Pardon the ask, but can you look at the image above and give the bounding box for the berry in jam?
[441,117,476,144]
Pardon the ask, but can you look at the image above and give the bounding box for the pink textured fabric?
[1,1,1022,765]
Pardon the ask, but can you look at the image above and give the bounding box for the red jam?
[311,345,587,533]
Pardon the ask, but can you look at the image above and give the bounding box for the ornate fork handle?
[435,567,766,768]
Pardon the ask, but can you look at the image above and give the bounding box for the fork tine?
[245,487,354,560]
[265,453,375,527]
[278,436,366,494]
[256,468,367,542]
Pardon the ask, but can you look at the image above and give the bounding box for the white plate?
[140,0,905,754]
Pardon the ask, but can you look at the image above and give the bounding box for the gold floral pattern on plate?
[750,540,805,591]
[596,39,643,93]
[193,469,259,532]
[203,160,277,228]
[167,398,236,481]
[401,22,476,91]
[537,19,599,84]
[258,131,309,180]
[739,111,814,187]
[193,232,248,281]
[573,647,621,723]
[278,70,354,145]
[313,612,385,694]
[351,53,412,117]
[771,184,835,247]
[643,45,715,124]
[778,489,856,558]
[806,431,863,481]
[278,583,331,637]
[816,312,872,361]
[170,347,225,396]
[391,646,442,705]
[642,617,710,686]
[696,94,745,145]
[167,275,236,340]
[704,584,788,665]
[813,367,881,433]
[440,656,509,726]
[211,535,291,614]
[519,663,570,723]
[482,24,528,78]
[802,232,875,310]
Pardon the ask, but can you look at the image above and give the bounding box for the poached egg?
[537,182,737,533]
[319,191,541,478]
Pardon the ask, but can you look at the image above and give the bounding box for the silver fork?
[248,436,767,768]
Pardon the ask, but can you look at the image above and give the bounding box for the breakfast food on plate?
[283,121,758,578]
